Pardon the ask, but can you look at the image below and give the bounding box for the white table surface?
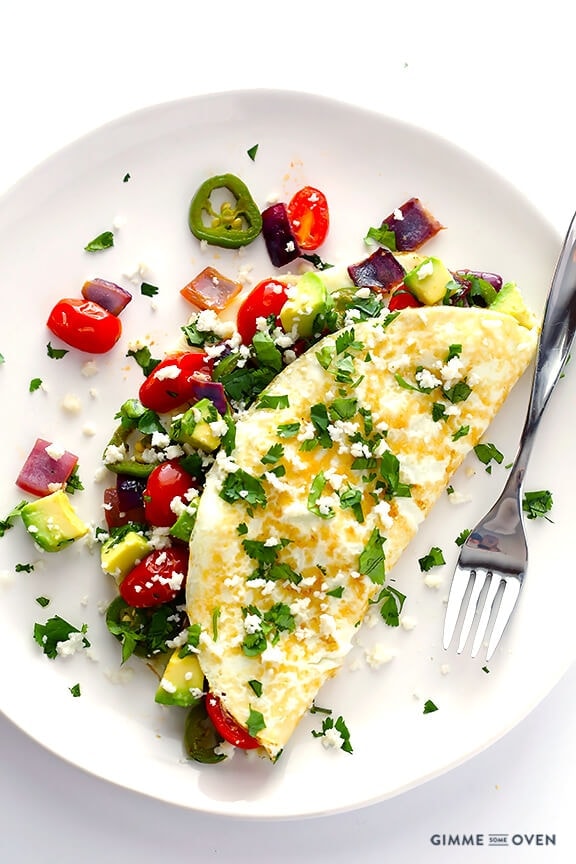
[1,2,574,861]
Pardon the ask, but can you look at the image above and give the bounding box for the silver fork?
[443,210,576,661]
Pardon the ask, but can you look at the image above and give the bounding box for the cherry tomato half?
[287,186,330,252]
[143,460,197,527]
[205,693,261,749]
[119,546,189,608]
[139,351,211,413]
[47,298,122,354]
[387,289,423,312]
[236,278,289,345]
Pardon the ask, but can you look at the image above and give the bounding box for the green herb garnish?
[84,231,114,252]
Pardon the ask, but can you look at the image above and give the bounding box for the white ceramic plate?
[0,90,573,820]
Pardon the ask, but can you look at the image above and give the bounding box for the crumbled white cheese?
[45,442,66,461]
[365,643,395,668]
[61,394,82,414]
[81,360,99,378]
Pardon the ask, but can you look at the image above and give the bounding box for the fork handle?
[514,210,576,476]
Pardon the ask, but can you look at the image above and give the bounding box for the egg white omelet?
[186,305,538,758]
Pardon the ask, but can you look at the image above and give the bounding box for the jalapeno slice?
[188,173,263,249]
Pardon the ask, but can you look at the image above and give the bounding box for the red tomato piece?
[143,460,196,528]
[103,488,146,530]
[236,278,289,345]
[119,547,189,608]
[47,298,122,354]
[287,186,329,251]
[205,693,261,749]
[388,289,423,312]
[139,352,211,413]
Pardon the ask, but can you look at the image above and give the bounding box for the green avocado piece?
[404,256,452,305]
[101,530,151,583]
[170,398,222,452]
[20,490,88,553]
[155,649,204,707]
[279,271,328,337]
[490,281,535,328]
[169,499,199,543]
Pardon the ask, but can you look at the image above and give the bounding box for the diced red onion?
[381,198,444,251]
[190,377,228,416]
[82,278,132,316]
[454,269,503,291]
[116,474,147,511]
[261,203,301,267]
[348,248,405,292]
[16,438,79,496]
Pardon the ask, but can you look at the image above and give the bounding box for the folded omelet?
[186,305,538,758]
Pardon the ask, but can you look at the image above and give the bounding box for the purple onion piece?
[190,378,228,416]
[116,474,147,511]
[82,278,132,315]
[348,248,405,291]
[454,269,503,291]
[261,203,301,267]
[381,198,444,252]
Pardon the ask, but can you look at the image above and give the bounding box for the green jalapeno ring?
[188,173,263,249]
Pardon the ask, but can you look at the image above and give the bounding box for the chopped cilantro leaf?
[474,442,504,468]
[482,666,490,674]
[432,402,447,422]
[140,282,159,297]
[35,596,50,607]
[277,422,300,438]
[446,343,462,361]
[248,679,263,697]
[247,144,259,161]
[418,546,446,572]
[84,231,114,252]
[359,528,386,585]
[371,584,405,626]
[261,443,285,465]
[46,341,68,359]
[220,469,267,508]
[311,714,353,753]
[0,501,26,538]
[69,683,81,697]
[29,377,42,392]
[455,528,471,546]
[452,425,469,441]
[522,489,554,521]
[326,586,345,598]
[300,252,333,270]
[123,172,131,182]
[252,331,283,372]
[307,472,335,519]
[246,706,266,736]
[256,394,289,410]
[15,563,34,573]
[423,699,439,714]
[444,380,472,404]
[33,616,89,659]
[365,224,397,250]
[126,346,160,376]
[66,466,84,494]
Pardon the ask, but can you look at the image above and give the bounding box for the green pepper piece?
[188,173,263,249]
[103,425,155,478]
[183,700,227,764]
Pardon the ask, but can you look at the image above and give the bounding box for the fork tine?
[456,569,490,653]
[443,565,472,649]
[485,580,521,662]
[471,574,503,657]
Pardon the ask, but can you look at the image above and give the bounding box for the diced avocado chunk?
[169,498,199,543]
[170,399,222,452]
[101,530,151,583]
[404,256,452,305]
[20,489,88,553]
[155,649,204,707]
[490,281,535,328]
[279,271,328,337]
